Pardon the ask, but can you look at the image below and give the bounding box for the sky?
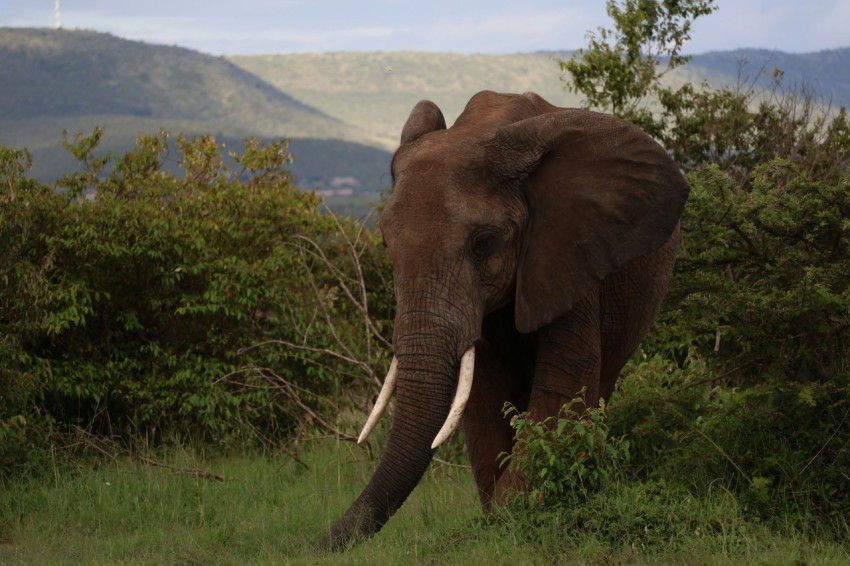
[2,0,848,56]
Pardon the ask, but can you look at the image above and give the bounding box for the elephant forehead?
[386,166,497,227]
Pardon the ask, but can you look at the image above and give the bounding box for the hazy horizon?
[2,1,848,57]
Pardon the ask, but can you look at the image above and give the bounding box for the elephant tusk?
[431,346,475,449]
[357,357,399,444]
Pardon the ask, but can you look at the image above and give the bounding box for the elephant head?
[316,91,689,551]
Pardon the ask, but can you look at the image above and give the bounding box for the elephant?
[316,91,689,551]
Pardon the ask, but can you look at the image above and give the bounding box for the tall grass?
[2,437,847,565]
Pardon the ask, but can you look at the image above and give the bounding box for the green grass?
[2,437,848,565]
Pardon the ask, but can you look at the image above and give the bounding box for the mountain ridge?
[1,28,847,204]
[230,47,850,149]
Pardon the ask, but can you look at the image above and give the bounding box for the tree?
[561,0,716,135]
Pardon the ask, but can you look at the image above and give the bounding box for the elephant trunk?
[316,323,464,551]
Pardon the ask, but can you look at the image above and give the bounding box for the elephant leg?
[528,288,603,416]
[599,225,681,400]
[492,290,603,501]
[463,307,532,509]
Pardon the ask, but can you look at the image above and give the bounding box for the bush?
[558,0,850,539]
[655,154,850,383]
[0,129,393,477]
[606,352,850,536]
[1,146,62,476]
[500,398,631,512]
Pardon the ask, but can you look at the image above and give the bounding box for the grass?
[1,437,848,565]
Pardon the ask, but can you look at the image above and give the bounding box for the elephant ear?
[494,109,690,333]
[400,100,446,145]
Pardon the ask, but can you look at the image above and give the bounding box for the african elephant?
[317,91,689,551]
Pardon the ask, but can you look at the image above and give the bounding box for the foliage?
[561,0,717,133]
[658,80,850,181]
[657,153,850,381]
[550,0,850,541]
[500,398,631,512]
[0,129,393,478]
[608,353,850,535]
[0,146,59,477]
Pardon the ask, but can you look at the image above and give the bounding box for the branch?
[249,367,358,443]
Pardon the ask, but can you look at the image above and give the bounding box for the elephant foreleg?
[493,290,603,501]
[462,307,532,509]
[528,288,603,415]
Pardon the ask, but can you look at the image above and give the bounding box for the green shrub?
[640,106,850,533]
[1,129,393,477]
[500,398,631,512]
[653,156,850,383]
[606,353,850,537]
[1,146,62,476]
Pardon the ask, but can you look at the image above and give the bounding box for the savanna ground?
[2,433,849,566]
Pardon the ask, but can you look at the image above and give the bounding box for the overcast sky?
[2,1,848,56]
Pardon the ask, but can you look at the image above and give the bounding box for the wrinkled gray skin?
[317,91,689,551]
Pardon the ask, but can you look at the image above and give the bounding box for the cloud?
[4,0,846,55]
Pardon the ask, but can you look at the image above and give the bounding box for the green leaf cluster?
[554,0,850,538]
[0,129,393,477]
[500,398,631,512]
[561,0,716,127]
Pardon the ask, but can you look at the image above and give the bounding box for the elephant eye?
[470,228,498,260]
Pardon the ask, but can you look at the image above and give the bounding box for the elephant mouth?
[357,345,476,449]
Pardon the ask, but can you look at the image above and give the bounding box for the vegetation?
[561,0,717,121]
[500,399,632,511]
[0,130,394,479]
[2,441,849,565]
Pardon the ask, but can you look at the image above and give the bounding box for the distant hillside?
[229,52,577,148]
[231,48,850,149]
[686,48,850,106]
[0,28,366,140]
[2,27,846,205]
[0,28,390,192]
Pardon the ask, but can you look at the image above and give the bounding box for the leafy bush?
[1,146,60,475]
[607,352,850,535]
[655,156,850,379]
[643,90,850,531]
[553,0,850,539]
[1,129,393,477]
[500,398,631,512]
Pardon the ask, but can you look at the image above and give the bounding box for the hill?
[229,51,576,149]
[0,28,367,140]
[0,28,389,194]
[230,48,850,150]
[1,27,846,205]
